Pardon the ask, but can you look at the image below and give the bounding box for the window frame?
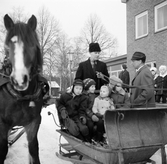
[135,11,148,39]
[155,1,167,32]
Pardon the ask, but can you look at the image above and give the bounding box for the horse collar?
[6,82,42,105]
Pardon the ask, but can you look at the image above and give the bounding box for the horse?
[0,14,49,164]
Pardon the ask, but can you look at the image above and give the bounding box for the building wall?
[126,0,167,79]
[104,54,127,77]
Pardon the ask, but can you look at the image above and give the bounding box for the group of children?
[56,76,130,144]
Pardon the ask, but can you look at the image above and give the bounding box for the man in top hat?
[75,42,109,91]
[130,51,155,108]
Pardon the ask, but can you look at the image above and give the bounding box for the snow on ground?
[5,104,71,164]
[4,104,166,164]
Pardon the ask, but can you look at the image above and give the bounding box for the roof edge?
[121,0,128,3]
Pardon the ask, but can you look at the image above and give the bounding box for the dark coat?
[155,75,167,95]
[130,65,155,108]
[83,92,97,118]
[75,58,109,90]
[57,92,87,118]
[110,92,130,109]
[119,69,130,91]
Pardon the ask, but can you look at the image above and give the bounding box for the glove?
[96,72,104,79]
[92,115,99,122]
[61,110,68,119]
[80,116,87,125]
[96,113,103,118]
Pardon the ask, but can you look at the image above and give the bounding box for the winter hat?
[109,75,123,86]
[89,43,101,53]
[150,67,157,72]
[131,52,146,61]
[83,78,96,91]
[72,79,84,93]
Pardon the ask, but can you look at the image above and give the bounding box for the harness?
[0,75,49,107]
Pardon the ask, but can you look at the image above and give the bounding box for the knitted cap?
[89,43,101,53]
[109,75,123,86]
[83,78,96,91]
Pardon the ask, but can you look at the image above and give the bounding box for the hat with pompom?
[83,78,96,91]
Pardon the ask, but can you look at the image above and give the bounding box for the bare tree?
[70,37,88,68]
[81,14,118,59]
[52,34,72,91]
[37,7,60,74]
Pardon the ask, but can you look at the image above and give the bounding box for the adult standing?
[75,42,109,90]
[130,52,155,108]
[155,65,167,103]
[119,64,130,92]
[150,67,159,101]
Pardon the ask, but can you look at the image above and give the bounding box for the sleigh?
[52,103,167,164]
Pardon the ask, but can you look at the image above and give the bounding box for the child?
[57,79,90,142]
[155,65,167,103]
[92,85,115,142]
[83,78,99,121]
[92,85,115,115]
[83,78,99,139]
[109,75,130,109]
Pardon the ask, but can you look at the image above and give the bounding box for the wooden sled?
[56,105,167,164]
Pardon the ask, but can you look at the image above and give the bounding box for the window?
[110,70,122,78]
[135,11,148,39]
[155,1,167,32]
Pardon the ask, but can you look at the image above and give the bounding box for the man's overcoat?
[130,65,155,108]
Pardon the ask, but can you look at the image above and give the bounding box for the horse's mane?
[5,21,43,73]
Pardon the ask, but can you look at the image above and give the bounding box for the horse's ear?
[27,15,37,31]
[4,14,14,30]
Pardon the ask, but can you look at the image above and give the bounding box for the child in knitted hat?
[109,75,130,109]
[83,78,99,139]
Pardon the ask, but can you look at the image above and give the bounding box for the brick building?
[104,54,127,77]
[122,0,167,79]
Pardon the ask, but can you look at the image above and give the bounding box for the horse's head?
[4,14,43,91]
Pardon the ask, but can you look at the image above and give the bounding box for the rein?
[97,71,167,90]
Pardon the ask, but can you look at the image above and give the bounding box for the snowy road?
[5,104,71,164]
